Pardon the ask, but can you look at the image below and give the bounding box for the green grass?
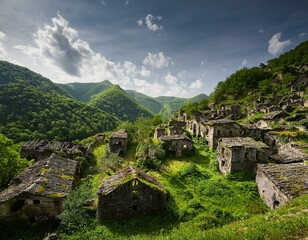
[2,142,307,240]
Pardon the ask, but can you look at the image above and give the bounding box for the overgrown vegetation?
[0,133,29,188]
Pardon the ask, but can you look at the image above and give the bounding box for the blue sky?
[0,0,307,97]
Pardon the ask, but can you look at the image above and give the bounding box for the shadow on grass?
[0,219,59,240]
[101,195,180,237]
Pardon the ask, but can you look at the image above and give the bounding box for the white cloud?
[268,32,291,55]
[177,70,186,78]
[14,14,134,87]
[258,28,264,33]
[143,52,171,69]
[299,32,306,37]
[133,78,164,97]
[241,59,247,67]
[0,31,8,59]
[138,14,163,32]
[125,0,129,5]
[163,73,187,96]
[101,0,106,6]
[189,79,204,90]
[140,66,151,78]
[14,14,203,98]
[137,19,143,26]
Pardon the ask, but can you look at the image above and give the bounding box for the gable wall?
[97,180,166,221]
[256,168,290,209]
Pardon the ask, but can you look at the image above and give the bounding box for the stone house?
[109,129,128,155]
[270,142,308,164]
[256,163,308,209]
[168,126,184,136]
[20,140,88,161]
[0,154,79,222]
[97,166,167,221]
[256,111,289,129]
[178,110,188,122]
[217,137,269,174]
[203,120,243,149]
[168,120,186,128]
[291,75,308,91]
[159,135,194,157]
[154,126,166,139]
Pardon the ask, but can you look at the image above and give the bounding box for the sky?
[0,0,307,98]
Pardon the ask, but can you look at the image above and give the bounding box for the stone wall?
[256,168,290,209]
[97,180,166,221]
[0,195,63,222]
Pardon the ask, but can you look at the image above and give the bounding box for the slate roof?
[97,166,166,196]
[0,154,78,203]
[110,129,127,139]
[21,140,86,156]
[261,111,287,120]
[270,143,308,164]
[159,135,193,142]
[205,119,237,125]
[218,137,268,149]
[258,163,308,198]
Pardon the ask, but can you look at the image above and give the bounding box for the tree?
[0,133,29,188]
[100,152,124,173]
[58,181,93,234]
[136,140,165,170]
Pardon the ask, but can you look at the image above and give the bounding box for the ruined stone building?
[109,129,128,155]
[203,120,243,149]
[20,140,88,161]
[270,142,308,164]
[256,163,308,209]
[154,126,166,139]
[97,166,167,221]
[168,119,186,128]
[178,110,188,122]
[0,154,79,222]
[217,137,269,174]
[168,126,184,136]
[291,75,308,91]
[256,111,289,130]
[159,135,194,157]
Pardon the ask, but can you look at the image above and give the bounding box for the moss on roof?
[258,163,308,198]
[97,166,166,196]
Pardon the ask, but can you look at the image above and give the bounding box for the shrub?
[58,181,94,234]
[136,140,165,170]
[177,163,210,183]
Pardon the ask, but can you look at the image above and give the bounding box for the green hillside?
[156,94,208,120]
[0,61,119,142]
[89,85,154,122]
[126,90,164,114]
[188,40,308,111]
[58,80,113,102]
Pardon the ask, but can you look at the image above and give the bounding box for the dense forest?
[0,61,119,142]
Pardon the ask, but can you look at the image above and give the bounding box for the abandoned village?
[0,74,307,226]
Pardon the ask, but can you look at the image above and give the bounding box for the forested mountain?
[186,40,308,112]
[126,90,164,114]
[0,61,119,142]
[89,85,154,122]
[58,80,113,102]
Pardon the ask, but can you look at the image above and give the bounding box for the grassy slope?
[89,85,153,122]
[126,90,164,114]
[59,141,307,240]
